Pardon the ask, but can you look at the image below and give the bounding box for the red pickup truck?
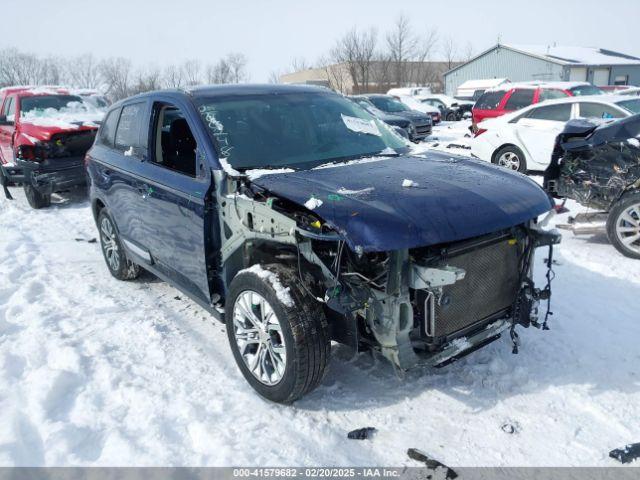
[0,86,103,208]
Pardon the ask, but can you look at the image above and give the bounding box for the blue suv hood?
[251,153,553,252]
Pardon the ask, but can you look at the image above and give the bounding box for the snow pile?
[245,168,295,180]
[402,179,418,188]
[20,101,104,130]
[0,145,639,467]
[239,264,294,307]
[304,197,323,210]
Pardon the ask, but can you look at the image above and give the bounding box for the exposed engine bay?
[216,170,561,371]
[545,115,640,211]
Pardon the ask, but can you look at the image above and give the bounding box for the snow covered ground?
[0,123,639,467]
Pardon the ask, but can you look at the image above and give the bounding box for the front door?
[135,100,213,304]
[0,96,16,165]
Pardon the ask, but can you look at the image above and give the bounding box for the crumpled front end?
[15,129,96,195]
[329,222,561,370]
[545,115,640,211]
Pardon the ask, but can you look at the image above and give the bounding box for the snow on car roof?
[457,78,510,90]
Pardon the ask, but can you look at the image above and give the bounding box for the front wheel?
[23,184,51,209]
[493,145,527,173]
[225,264,330,403]
[607,193,640,259]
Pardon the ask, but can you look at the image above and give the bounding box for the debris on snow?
[501,420,522,435]
[304,197,323,210]
[239,264,294,307]
[407,448,458,479]
[402,179,418,188]
[609,442,640,464]
[347,427,376,440]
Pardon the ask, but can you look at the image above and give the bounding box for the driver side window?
[151,103,197,177]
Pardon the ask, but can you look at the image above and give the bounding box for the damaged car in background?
[87,85,560,403]
[0,86,103,208]
[545,114,640,259]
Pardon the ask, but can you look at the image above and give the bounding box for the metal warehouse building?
[444,44,640,96]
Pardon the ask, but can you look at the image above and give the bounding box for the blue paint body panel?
[252,153,553,252]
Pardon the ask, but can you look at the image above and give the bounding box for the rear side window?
[115,102,146,154]
[526,103,572,121]
[98,108,120,148]
[539,89,569,102]
[578,102,625,119]
[504,89,535,110]
[475,91,504,110]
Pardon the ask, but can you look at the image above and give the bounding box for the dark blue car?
[87,84,560,403]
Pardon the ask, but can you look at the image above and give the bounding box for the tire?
[446,112,456,121]
[607,192,640,259]
[493,145,527,173]
[225,264,330,403]
[23,184,51,209]
[97,209,141,280]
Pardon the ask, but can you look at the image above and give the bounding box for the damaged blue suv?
[87,85,560,403]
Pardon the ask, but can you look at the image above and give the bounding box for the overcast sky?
[4,0,639,81]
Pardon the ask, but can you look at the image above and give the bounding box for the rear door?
[514,102,573,169]
[134,98,213,304]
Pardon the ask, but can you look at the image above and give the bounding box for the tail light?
[474,128,487,138]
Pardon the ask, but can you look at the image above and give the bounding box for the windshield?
[20,95,86,115]
[570,85,604,96]
[196,92,408,171]
[617,99,640,114]
[368,96,410,113]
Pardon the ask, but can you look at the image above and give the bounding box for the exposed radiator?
[420,236,522,339]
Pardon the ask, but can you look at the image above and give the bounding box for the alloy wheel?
[100,217,121,272]
[232,290,287,386]
[498,151,521,171]
[615,202,640,255]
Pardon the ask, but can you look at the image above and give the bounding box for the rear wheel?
[493,145,527,173]
[98,209,141,280]
[446,112,456,121]
[23,184,51,209]
[225,264,330,403]
[607,193,640,259]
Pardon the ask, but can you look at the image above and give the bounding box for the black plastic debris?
[74,238,97,243]
[407,448,457,479]
[609,442,640,464]
[347,427,376,440]
[500,421,521,434]
[174,295,182,301]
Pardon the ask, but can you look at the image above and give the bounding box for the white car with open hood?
[471,95,640,172]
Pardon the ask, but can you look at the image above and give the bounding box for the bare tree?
[412,28,439,86]
[206,59,231,84]
[131,65,162,94]
[330,27,377,94]
[100,57,132,100]
[227,53,248,83]
[386,14,418,86]
[68,54,102,88]
[442,35,459,70]
[163,64,184,89]
[462,41,475,62]
[182,59,201,86]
